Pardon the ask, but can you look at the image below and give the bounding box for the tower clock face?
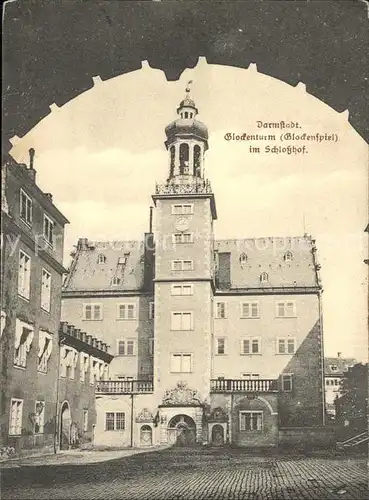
[175,216,190,232]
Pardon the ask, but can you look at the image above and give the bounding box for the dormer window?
[240,253,248,265]
[330,365,338,372]
[284,251,293,262]
[260,272,269,284]
[98,254,106,264]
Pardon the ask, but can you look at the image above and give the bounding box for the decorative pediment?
[207,406,228,422]
[136,408,154,423]
[162,381,202,406]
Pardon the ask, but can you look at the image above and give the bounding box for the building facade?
[61,88,325,448]
[1,153,69,456]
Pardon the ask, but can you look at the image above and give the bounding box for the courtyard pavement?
[1,447,368,500]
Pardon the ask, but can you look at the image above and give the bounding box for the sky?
[10,59,368,362]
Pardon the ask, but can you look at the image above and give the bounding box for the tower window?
[170,146,175,177]
[184,112,188,119]
[179,143,189,174]
[193,145,201,176]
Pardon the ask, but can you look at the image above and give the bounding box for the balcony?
[96,380,154,395]
[155,179,212,195]
[210,378,278,393]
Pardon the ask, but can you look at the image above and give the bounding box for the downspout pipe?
[131,394,134,448]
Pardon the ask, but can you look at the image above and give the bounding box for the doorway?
[211,424,225,446]
[140,425,153,447]
[60,401,71,450]
[167,415,196,446]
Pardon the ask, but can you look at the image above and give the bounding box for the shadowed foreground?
[1,447,368,500]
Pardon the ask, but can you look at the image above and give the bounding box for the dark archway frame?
[3,0,368,159]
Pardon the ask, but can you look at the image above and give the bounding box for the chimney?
[28,148,36,182]
[149,206,153,233]
[337,352,342,358]
[77,238,89,250]
[143,231,155,292]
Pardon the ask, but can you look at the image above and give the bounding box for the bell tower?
[152,83,217,431]
[164,80,209,183]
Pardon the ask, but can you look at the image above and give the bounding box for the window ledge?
[41,307,51,314]
[20,218,32,229]
[13,364,27,370]
[37,370,48,375]
[82,318,103,321]
[240,317,260,320]
[116,318,137,321]
[18,294,30,302]
[276,353,296,356]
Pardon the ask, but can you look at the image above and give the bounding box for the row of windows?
[215,337,297,355]
[20,189,54,246]
[18,250,52,311]
[60,347,109,384]
[14,321,54,372]
[103,409,293,433]
[114,337,295,357]
[82,300,297,321]
[9,399,88,436]
[238,251,293,265]
[216,301,297,319]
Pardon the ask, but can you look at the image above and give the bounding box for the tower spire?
[185,80,193,98]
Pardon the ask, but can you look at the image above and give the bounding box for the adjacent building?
[1,153,69,455]
[58,322,113,449]
[324,353,357,419]
[62,87,326,448]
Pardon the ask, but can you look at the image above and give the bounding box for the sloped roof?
[215,236,319,289]
[324,357,357,376]
[63,235,320,292]
[63,239,145,292]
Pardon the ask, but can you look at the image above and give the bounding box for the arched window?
[193,145,201,176]
[184,111,188,119]
[170,146,175,177]
[112,277,121,285]
[284,251,293,262]
[260,272,269,283]
[179,143,189,174]
[98,254,106,264]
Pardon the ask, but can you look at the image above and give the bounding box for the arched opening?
[193,145,201,176]
[167,414,196,446]
[184,111,188,119]
[179,143,189,174]
[211,424,224,446]
[140,424,153,447]
[60,401,71,450]
[169,145,175,177]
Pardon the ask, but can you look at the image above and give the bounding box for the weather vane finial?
[185,80,193,96]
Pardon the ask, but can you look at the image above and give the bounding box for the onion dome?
[165,81,208,146]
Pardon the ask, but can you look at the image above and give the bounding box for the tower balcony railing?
[95,380,154,395]
[210,378,278,393]
[155,179,212,195]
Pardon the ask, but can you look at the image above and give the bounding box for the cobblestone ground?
[1,447,368,500]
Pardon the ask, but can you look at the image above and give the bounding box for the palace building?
[61,87,325,448]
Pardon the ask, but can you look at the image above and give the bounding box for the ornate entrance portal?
[167,415,196,446]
